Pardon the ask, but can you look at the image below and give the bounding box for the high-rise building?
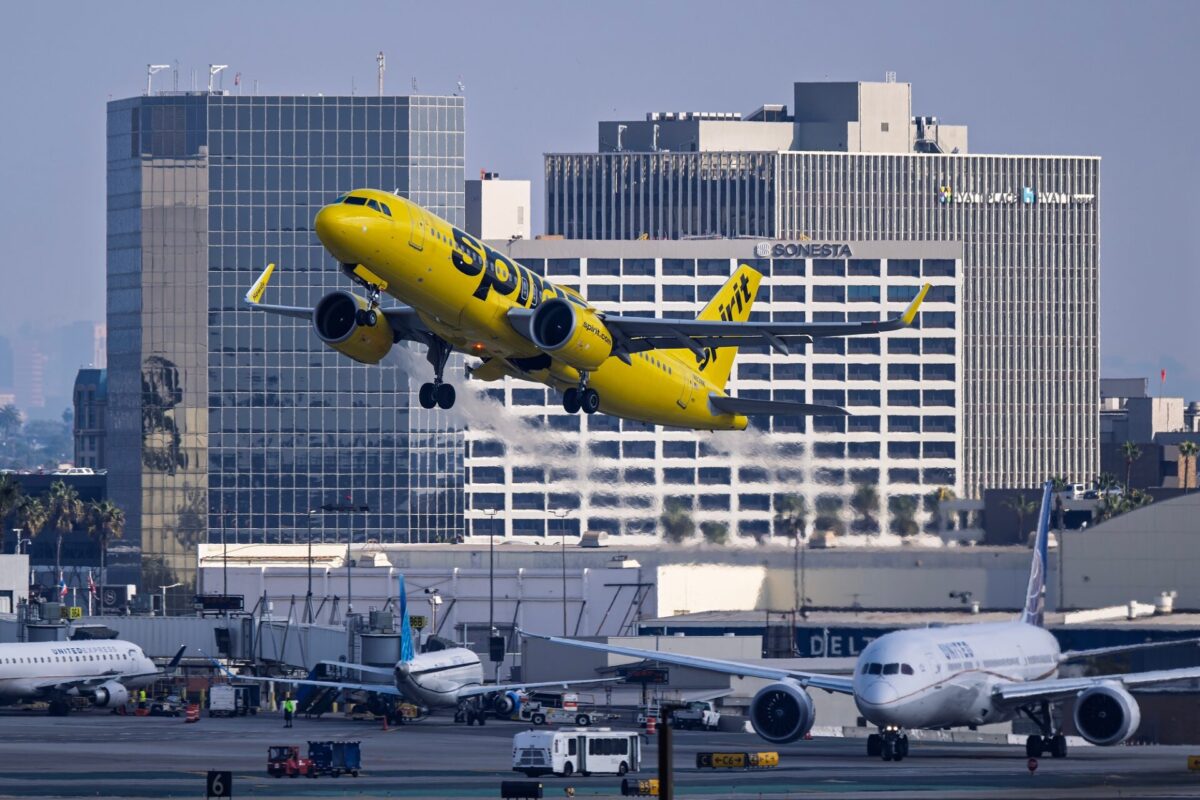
[106,90,466,601]
[466,172,530,242]
[467,239,962,541]
[545,80,1098,496]
[73,368,107,470]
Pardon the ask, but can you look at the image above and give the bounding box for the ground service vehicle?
[308,740,362,777]
[208,684,256,716]
[267,745,316,778]
[519,701,595,727]
[513,728,640,778]
[673,700,721,731]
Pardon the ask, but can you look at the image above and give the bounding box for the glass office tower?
[106,92,466,603]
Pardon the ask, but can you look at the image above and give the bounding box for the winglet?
[900,283,932,326]
[245,263,276,305]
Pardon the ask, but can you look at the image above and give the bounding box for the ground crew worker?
[283,695,296,728]
[138,689,147,711]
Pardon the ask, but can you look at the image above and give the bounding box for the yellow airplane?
[245,189,930,430]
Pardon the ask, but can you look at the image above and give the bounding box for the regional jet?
[524,482,1200,760]
[244,189,929,428]
[0,641,185,716]
[210,577,610,725]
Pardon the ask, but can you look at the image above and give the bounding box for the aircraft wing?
[993,665,1200,703]
[202,651,402,697]
[520,630,854,696]
[599,284,930,357]
[243,263,432,344]
[1059,637,1200,662]
[456,677,617,699]
[32,673,128,693]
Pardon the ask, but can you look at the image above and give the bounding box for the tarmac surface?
[0,707,1198,799]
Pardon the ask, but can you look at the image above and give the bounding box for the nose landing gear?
[417,337,456,410]
[868,728,909,761]
[561,374,600,415]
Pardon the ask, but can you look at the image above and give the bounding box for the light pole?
[426,588,442,635]
[159,582,182,617]
[305,510,319,624]
[321,500,369,621]
[552,508,571,636]
[482,508,497,635]
[222,514,230,601]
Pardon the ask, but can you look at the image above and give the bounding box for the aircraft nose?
[394,662,410,683]
[314,204,367,263]
[858,681,899,707]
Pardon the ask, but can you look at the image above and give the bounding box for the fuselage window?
[867,663,883,675]
[883,663,899,675]
[901,664,914,675]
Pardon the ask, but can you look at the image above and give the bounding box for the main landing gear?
[562,373,600,415]
[867,728,909,761]
[1023,700,1068,758]
[418,337,456,410]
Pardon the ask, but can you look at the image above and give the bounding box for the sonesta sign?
[755,242,853,258]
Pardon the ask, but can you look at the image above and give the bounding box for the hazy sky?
[1,1,1196,397]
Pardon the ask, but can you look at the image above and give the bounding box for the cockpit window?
[860,663,870,675]
[379,203,391,217]
[367,199,380,211]
[901,664,914,675]
[343,195,369,206]
[867,663,883,675]
[883,663,899,675]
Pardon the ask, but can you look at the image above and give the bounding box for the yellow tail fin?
[674,264,762,388]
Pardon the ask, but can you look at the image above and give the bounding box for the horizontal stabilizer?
[709,394,849,417]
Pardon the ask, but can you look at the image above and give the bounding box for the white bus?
[513,728,641,778]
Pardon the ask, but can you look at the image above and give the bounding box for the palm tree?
[13,496,47,551]
[925,486,956,533]
[45,480,84,578]
[1121,441,1142,492]
[1095,472,1119,493]
[814,496,845,537]
[0,473,23,528]
[700,521,728,545]
[849,483,879,533]
[0,403,20,436]
[889,496,920,537]
[1178,441,1199,492]
[86,500,125,590]
[774,494,808,613]
[659,498,695,543]
[1004,494,1039,542]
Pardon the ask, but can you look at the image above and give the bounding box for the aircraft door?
[676,374,696,410]
[406,204,426,251]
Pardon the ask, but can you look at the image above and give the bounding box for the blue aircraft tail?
[398,574,415,662]
[1019,481,1054,628]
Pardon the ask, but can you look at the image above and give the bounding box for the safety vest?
[284,700,296,713]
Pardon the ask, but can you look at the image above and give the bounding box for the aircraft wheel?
[581,388,600,414]
[435,382,456,410]
[866,734,882,757]
[48,699,70,717]
[562,388,581,414]
[881,736,897,761]
[418,383,437,409]
[1025,735,1043,758]
[1050,734,1067,759]
[897,735,909,759]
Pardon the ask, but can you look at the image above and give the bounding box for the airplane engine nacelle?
[492,690,522,717]
[1073,683,1141,746]
[92,681,129,709]
[529,298,613,372]
[313,291,394,365]
[749,680,816,744]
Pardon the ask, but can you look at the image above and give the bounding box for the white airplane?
[212,576,612,725]
[524,481,1200,761]
[0,640,185,716]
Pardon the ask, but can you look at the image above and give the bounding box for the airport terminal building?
[467,238,962,540]
[106,91,467,600]
[544,80,1100,497]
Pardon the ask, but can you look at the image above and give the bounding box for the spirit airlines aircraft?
[211,577,609,725]
[245,189,930,425]
[0,641,186,716]
[526,482,1200,761]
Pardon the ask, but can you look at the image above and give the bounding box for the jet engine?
[313,291,394,364]
[492,690,523,717]
[749,680,816,744]
[92,681,130,709]
[528,298,613,371]
[1073,684,1141,746]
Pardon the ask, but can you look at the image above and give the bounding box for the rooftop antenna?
[208,64,228,93]
[377,51,386,97]
[173,60,179,92]
[234,72,242,95]
[411,76,418,93]
[455,75,464,96]
[146,64,170,96]
[351,75,356,96]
